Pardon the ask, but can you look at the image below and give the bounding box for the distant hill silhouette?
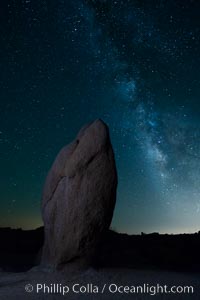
[0,227,43,272]
[0,227,199,272]
[95,230,200,272]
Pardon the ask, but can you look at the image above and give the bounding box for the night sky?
[1,0,200,233]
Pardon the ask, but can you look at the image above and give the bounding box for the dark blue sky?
[1,0,200,233]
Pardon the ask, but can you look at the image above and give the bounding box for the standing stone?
[41,119,117,268]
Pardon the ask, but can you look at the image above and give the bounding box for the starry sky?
[1,0,200,234]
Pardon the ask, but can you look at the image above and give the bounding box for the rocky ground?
[0,267,199,300]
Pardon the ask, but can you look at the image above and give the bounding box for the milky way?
[0,0,200,233]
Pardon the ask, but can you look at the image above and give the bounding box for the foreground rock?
[41,119,118,268]
[0,268,199,300]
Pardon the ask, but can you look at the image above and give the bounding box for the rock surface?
[1,268,199,300]
[41,119,118,268]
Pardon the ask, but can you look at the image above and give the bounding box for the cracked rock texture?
[41,119,118,268]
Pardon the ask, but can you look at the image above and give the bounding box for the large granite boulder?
[41,119,117,268]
